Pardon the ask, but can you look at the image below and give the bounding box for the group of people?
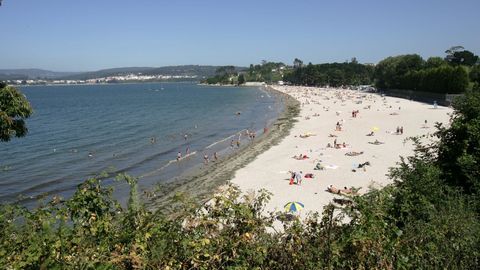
[327,185,356,195]
[246,130,256,140]
[203,152,218,165]
[335,121,343,131]
[351,110,360,118]
[396,126,404,135]
[289,171,303,185]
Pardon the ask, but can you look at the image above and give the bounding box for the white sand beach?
[230,86,453,215]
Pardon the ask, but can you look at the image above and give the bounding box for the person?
[236,140,240,148]
[327,185,340,194]
[289,171,296,185]
[184,134,188,141]
[214,152,218,161]
[296,171,303,185]
[400,126,404,135]
[230,140,235,149]
[366,131,374,136]
[203,154,209,165]
[177,151,182,161]
[342,142,346,148]
[150,137,156,144]
[186,146,190,155]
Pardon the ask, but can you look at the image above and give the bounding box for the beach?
[229,86,453,215]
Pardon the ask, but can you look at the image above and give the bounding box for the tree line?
[205,46,479,95]
[283,58,374,87]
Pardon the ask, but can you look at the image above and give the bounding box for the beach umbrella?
[284,202,304,213]
[372,126,380,132]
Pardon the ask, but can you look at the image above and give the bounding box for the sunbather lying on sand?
[328,134,338,137]
[357,161,370,168]
[368,140,385,145]
[327,185,358,195]
[293,154,309,160]
[366,131,375,136]
[345,151,364,156]
[314,163,325,170]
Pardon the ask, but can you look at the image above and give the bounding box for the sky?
[0,0,479,71]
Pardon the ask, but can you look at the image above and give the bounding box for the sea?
[0,82,283,206]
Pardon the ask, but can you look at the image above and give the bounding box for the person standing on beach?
[214,152,218,161]
[186,146,190,155]
[296,171,303,185]
[236,140,240,148]
[230,140,235,149]
[177,151,182,161]
[204,154,209,165]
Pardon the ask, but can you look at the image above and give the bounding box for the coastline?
[145,86,300,213]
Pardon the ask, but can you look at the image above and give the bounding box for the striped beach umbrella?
[284,202,304,213]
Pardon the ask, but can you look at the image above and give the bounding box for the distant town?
[5,73,199,85]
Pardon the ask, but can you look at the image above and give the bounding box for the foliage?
[436,89,480,199]
[244,62,285,83]
[0,83,33,141]
[202,66,241,85]
[284,60,374,87]
[445,46,479,66]
[375,54,470,93]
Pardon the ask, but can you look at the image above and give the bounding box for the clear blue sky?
[1,0,479,71]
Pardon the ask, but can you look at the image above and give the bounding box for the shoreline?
[145,86,300,213]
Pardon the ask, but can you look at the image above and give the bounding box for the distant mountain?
[0,69,79,80]
[60,65,247,80]
[59,67,156,80]
[1,65,247,81]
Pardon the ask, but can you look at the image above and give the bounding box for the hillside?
[0,69,78,80]
[60,65,229,80]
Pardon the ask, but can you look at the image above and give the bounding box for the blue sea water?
[0,82,282,205]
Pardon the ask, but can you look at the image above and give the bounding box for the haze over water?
[0,83,282,204]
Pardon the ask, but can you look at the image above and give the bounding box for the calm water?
[0,82,282,205]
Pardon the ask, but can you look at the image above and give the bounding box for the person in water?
[177,151,182,161]
[204,154,209,165]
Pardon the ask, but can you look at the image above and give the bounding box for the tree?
[0,83,33,141]
[293,58,303,69]
[426,57,446,68]
[445,46,479,66]
[436,89,480,196]
[238,74,246,85]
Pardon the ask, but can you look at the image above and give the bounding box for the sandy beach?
[230,86,453,215]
